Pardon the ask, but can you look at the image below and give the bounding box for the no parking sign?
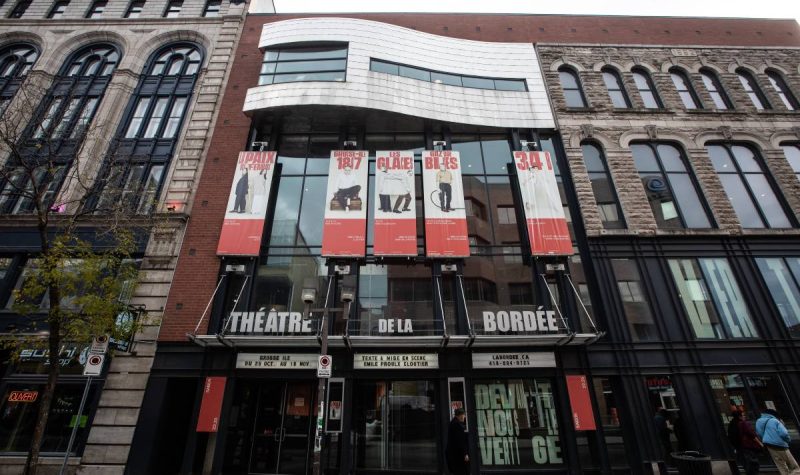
[317,355,332,378]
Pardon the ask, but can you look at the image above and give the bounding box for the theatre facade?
[127,11,800,475]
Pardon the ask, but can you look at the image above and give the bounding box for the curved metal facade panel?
[244,17,556,129]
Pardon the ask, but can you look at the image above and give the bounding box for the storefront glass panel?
[353,380,437,472]
[252,255,328,315]
[593,377,629,469]
[474,378,564,470]
[645,376,687,458]
[0,382,97,454]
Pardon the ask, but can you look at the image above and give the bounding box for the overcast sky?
[272,0,800,23]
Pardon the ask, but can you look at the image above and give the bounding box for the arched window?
[766,69,799,111]
[581,142,625,229]
[699,68,732,110]
[707,143,791,228]
[631,142,712,229]
[557,66,586,108]
[782,143,800,182]
[631,68,662,109]
[0,43,38,114]
[601,67,630,108]
[0,43,119,214]
[669,68,701,109]
[736,68,770,110]
[95,43,204,214]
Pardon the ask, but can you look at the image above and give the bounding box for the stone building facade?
[0,1,246,473]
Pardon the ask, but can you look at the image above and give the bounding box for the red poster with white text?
[513,151,572,255]
[322,150,369,257]
[374,150,417,256]
[196,376,226,432]
[217,151,276,256]
[566,375,597,431]
[422,150,469,258]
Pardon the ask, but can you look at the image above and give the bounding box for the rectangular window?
[669,258,757,339]
[475,379,564,469]
[163,0,181,17]
[369,59,525,91]
[355,264,436,336]
[202,0,220,16]
[47,0,68,18]
[69,97,99,139]
[756,257,800,338]
[260,45,347,86]
[142,97,168,138]
[86,0,105,18]
[51,98,81,138]
[611,259,657,341]
[125,97,150,138]
[120,164,146,208]
[124,0,143,18]
[34,98,63,139]
[136,165,164,214]
[497,205,516,224]
[161,97,186,139]
[398,65,430,82]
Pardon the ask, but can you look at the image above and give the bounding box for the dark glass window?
[8,0,31,18]
[700,68,732,110]
[124,0,143,17]
[260,44,347,85]
[0,44,118,215]
[670,68,701,109]
[581,142,625,229]
[766,69,799,111]
[86,0,105,18]
[95,44,201,215]
[0,43,38,115]
[782,143,800,182]
[202,0,220,17]
[591,378,629,470]
[631,142,712,229]
[669,258,757,339]
[707,144,791,228]
[558,66,587,107]
[611,259,656,341]
[47,0,68,18]
[163,0,181,17]
[632,68,662,108]
[736,69,770,110]
[601,67,630,108]
[756,257,800,338]
[369,59,527,92]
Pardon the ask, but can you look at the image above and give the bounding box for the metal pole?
[59,376,92,475]
[312,307,328,475]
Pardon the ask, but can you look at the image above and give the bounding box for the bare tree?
[0,78,157,475]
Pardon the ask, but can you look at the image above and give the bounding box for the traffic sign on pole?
[317,355,332,378]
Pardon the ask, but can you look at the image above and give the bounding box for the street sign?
[317,355,332,378]
[90,335,109,354]
[83,354,105,376]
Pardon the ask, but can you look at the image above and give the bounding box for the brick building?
[130,7,800,475]
[0,1,245,473]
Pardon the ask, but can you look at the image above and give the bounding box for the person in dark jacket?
[738,412,762,475]
[654,408,673,461]
[446,408,469,475]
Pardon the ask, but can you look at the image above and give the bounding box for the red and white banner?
[374,151,416,256]
[217,151,276,256]
[196,376,227,432]
[321,150,369,257]
[422,150,469,258]
[513,151,572,256]
[566,375,597,431]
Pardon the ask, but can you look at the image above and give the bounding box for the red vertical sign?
[196,376,226,432]
[422,150,470,257]
[374,150,417,256]
[513,151,572,255]
[321,150,369,257]
[566,374,596,431]
[217,151,276,256]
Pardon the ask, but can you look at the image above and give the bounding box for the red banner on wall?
[217,151,276,256]
[196,376,226,433]
[422,150,470,258]
[566,374,596,431]
[321,150,369,257]
[374,150,417,256]
[513,151,572,256]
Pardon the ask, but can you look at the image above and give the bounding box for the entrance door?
[249,382,316,475]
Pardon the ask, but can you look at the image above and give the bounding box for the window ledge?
[563,106,599,113]
[685,109,747,115]
[756,109,800,115]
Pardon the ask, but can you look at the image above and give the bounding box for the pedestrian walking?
[446,408,470,475]
[756,409,800,475]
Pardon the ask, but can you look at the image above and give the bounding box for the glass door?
[353,380,438,472]
[248,382,316,475]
